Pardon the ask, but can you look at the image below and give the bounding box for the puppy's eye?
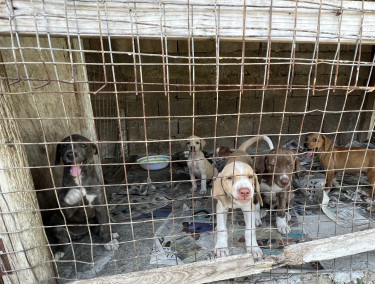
[313,138,317,142]
[81,144,86,148]
[248,175,253,179]
[196,142,200,145]
[61,145,67,149]
[289,163,293,167]
[227,176,232,180]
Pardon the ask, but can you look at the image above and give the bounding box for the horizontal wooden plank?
[71,228,375,284]
[1,0,375,44]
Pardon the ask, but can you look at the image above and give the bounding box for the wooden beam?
[1,0,375,44]
[71,228,375,284]
[0,52,55,283]
[358,46,375,142]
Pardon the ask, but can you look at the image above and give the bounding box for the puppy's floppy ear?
[294,155,301,179]
[254,174,263,207]
[200,138,206,149]
[92,143,98,155]
[253,156,265,174]
[55,144,62,165]
[322,135,332,152]
[212,173,227,207]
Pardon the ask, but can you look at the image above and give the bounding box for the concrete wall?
[84,38,373,157]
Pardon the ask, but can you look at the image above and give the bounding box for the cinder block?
[177,39,216,54]
[220,40,243,55]
[216,116,240,137]
[240,95,263,114]
[196,95,218,115]
[253,115,288,136]
[169,97,194,116]
[237,116,254,136]
[273,96,308,113]
[218,96,238,114]
[145,118,170,140]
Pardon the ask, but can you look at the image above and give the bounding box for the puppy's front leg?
[276,191,291,235]
[189,167,197,192]
[243,204,263,259]
[325,169,336,188]
[215,201,229,257]
[254,202,262,227]
[200,174,207,195]
[95,203,119,251]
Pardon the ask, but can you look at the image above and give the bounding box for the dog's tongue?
[306,150,314,158]
[70,165,82,177]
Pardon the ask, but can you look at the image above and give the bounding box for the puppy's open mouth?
[70,163,82,177]
[306,149,315,158]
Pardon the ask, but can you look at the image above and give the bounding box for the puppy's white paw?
[112,232,120,239]
[199,188,207,195]
[215,247,229,258]
[276,216,291,234]
[103,239,119,251]
[260,209,268,219]
[254,210,262,227]
[285,212,291,222]
[332,180,341,188]
[54,251,65,260]
[64,188,85,205]
[247,246,263,259]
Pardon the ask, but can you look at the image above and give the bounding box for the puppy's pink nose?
[238,188,250,199]
[280,177,289,186]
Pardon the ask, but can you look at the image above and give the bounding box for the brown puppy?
[305,133,375,211]
[254,148,300,234]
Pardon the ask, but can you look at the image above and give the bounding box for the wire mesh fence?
[0,0,375,283]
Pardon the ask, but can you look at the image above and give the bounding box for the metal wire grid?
[0,0,375,283]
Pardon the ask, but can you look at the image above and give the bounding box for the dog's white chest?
[260,182,282,204]
[187,159,202,177]
[85,194,97,207]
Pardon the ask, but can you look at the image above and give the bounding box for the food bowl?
[137,155,170,170]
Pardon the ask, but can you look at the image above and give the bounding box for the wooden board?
[0,36,97,209]
[0,0,375,44]
[72,228,375,284]
[0,51,55,284]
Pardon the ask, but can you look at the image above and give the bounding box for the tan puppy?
[186,136,218,195]
[305,133,375,211]
[212,161,263,259]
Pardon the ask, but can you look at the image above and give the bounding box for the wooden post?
[0,54,55,283]
[357,46,375,142]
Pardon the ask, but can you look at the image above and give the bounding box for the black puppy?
[51,134,119,260]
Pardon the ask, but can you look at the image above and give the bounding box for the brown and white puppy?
[52,134,119,260]
[212,161,263,259]
[305,133,375,211]
[254,148,300,234]
[186,135,218,195]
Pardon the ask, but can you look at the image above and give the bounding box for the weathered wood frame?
[1,0,375,44]
[1,0,375,283]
